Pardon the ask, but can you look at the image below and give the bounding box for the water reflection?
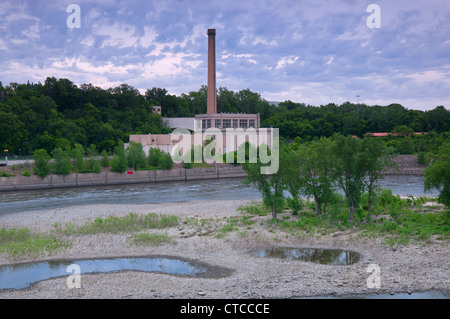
[0,257,206,290]
[252,247,361,265]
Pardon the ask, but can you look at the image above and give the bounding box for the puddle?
[0,256,209,290]
[252,247,361,265]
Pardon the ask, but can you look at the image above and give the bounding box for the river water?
[0,175,438,215]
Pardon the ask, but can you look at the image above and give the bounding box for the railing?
[0,156,34,161]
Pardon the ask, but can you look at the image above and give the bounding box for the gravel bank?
[0,199,449,299]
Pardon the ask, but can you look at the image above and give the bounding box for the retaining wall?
[0,166,247,192]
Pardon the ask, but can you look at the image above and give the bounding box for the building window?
[215,119,221,128]
[207,119,212,128]
[249,119,255,128]
[233,119,238,128]
[223,119,231,128]
[202,120,206,129]
[239,119,248,128]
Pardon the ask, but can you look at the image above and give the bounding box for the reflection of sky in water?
[0,258,204,290]
[252,248,361,265]
[0,175,439,215]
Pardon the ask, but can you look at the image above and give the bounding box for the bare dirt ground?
[0,199,448,299]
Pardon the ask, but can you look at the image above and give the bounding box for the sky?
[0,0,449,111]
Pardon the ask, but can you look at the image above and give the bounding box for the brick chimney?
[207,29,217,114]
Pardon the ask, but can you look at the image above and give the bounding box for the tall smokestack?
[207,28,217,114]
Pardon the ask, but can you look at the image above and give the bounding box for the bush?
[148,148,163,167]
[22,171,32,177]
[0,171,14,177]
[110,140,128,173]
[33,149,51,178]
[100,150,110,167]
[418,152,426,165]
[126,141,146,170]
[110,155,128,173]
[160,152,174,170]
[51,147,72,175]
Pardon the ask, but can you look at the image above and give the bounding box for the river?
[0,175,438,215]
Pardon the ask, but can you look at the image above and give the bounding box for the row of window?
[202,119,256,129]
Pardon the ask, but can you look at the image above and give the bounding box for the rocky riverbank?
[0,199,448,299]
[383,155,427,175]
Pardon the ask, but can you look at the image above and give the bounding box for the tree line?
[241,134,450,221]
[1,77,449,157]
[32,141,174,178]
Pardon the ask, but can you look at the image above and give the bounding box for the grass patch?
[53,212,179,235]
[131,232,175,246]
[238,195,450,246]
[237,201,269,216]
[0,227,70,257]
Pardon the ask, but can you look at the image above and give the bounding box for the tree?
[125,141,146,170]
[360,138,396,212]
[52,147,72,175]
[148,147,163,167]
[332,135,365,222]
[160,152,174,170]
[33,149,51,178]
[242,144,286,219]
[72,143,86,173]
[282,147,303,214]
[424,142,450,207]
[100,150,110,167]
[110,140,128,173]
[295,137,335,215]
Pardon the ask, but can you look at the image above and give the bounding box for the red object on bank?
[127,171,133,175]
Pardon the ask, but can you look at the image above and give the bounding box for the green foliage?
[22,170,32,177]
[0,227,69,257]
[125,141,146,170]
[100,150,110,167]
[51,147,72,175]
[148,147,163,167]
[242,144,286,219]
[0,171,14,177]
[160,152,174,170]
[332,135,366,221]
[53,212,179,235]
[33,149,51,178]
[110,140,128,173]
[131,232,174,246]
[425,143,450,207]
[1,77,449,157]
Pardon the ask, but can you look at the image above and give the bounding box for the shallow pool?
[251,247,361,265]
[0,256,207,290]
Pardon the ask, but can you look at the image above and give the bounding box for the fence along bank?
[0,166,246,192]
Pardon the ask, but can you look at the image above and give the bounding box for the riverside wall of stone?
[0,166,247,192]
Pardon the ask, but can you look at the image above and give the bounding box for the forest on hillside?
[1,77,449,156]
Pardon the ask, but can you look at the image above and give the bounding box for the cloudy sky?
[0,0,449,110]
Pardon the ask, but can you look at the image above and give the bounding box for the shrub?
[125,141,146,170]
[52,147,72,175]
[100,150,110,167]
[22,170,32,177]
[110,155,128,173]
[148,148,163,167]
[160,152,174,170]
[33,149,51,178]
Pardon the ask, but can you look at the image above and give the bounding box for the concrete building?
[129,28,274,157]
